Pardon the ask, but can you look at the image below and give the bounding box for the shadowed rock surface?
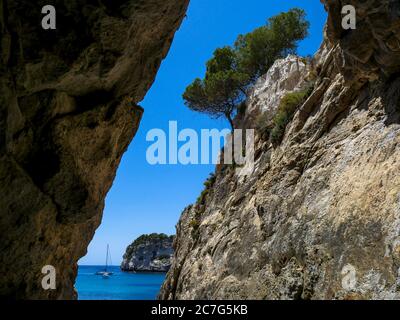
[160,0,400,299]
[0,0,189,299]
[121,234,174,272]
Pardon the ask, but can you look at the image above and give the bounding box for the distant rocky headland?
[121,234,174,273]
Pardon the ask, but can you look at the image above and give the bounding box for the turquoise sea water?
[75,266,166,300]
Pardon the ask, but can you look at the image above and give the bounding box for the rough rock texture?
[121,234,174,272]
[161,0,400,300]
[0,0,189,299]
[247,55,310,116]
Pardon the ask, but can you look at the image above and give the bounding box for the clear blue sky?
[79,0,327,265]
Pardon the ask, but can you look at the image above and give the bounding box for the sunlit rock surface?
[160,0,400,300]
[247,55,310,115]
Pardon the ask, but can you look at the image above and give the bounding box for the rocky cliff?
[121,234,174,272]
[0,0,189,299]
[160,0,400,300]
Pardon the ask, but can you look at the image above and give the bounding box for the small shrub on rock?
[270,87,313,145]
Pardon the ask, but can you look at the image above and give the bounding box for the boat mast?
[105,244,109,272]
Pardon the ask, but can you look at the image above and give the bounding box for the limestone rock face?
[160,0,400,300]
[323,0,400,80]
[247,55,310,116]
[0,0,189,299]
[121,234,174,272]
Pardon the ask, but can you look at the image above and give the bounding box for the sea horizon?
[75,265,166,300]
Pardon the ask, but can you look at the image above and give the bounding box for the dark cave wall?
[0,0,189,299]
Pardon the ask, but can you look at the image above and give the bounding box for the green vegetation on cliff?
[270,86,314,144]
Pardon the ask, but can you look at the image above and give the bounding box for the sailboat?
[95,244,114,278]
